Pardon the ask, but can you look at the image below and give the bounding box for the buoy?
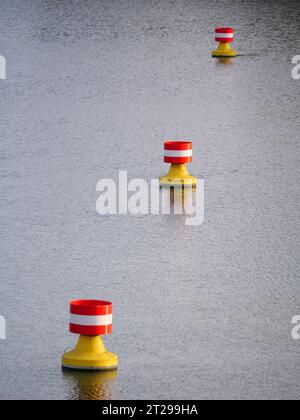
[62,300,118,371]
[160,141,197,188]
[212,28,237,57]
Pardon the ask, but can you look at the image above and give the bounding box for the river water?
[0,0,299,400]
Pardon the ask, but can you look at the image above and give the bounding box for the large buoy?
[160,141,197,188]
[62,300,118,371]
[212,28,237,57]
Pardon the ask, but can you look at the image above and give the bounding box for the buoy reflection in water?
[62,369,118,400]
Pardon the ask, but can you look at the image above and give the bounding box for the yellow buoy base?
[212,42,237,57]
[62,335,118,371]
[160,164,197,188]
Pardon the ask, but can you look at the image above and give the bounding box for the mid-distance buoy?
[212,28,237,57]
[62,300,118,371]
[160,141,197,188]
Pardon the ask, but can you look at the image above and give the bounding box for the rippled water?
[0,0,300,400]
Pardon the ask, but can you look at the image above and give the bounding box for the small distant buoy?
[62,300,118,371]
[212,28,237,57]
[160,141,197,188]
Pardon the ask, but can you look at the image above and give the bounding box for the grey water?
[0,0,300,400]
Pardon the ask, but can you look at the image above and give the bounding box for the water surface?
[0,0,299,400]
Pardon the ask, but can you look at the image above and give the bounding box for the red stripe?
[164,156,193,164]
[215,37,234,42]
[164,141,192,151]
[215,28,234,33]
[70,300,112,316]
[69,323,113,336]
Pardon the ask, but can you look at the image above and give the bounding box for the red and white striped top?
[69,300,113,336]
[164,141,193,164]
[215,28,234,43]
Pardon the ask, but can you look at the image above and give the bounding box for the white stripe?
[215,33,234,38]
[164,150,192,158]
[70,314,112,326]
